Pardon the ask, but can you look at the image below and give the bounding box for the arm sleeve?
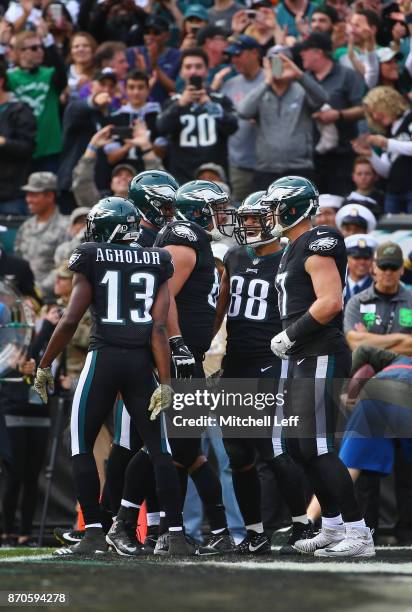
[369,150,391,178]
[343,295,363,334]
[238,81,268,119]
[213,95,238,137]
[43,45,68,93]
[0,104,36,159]
[387,138,412,156]
[155,99,183,136]
[363,51,379,89]
[299,72,329,110]
[72,155,100,207]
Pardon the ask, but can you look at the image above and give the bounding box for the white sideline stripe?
[0,554,54,563]
[271,545,412,551]
[180,560,412,575]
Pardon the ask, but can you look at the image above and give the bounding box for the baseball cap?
[195,163,228,182]
[376,47,401,63]
[93,67,117,83]
[335,204,377,234]
[184,4,209,21]
[22,172,57,193]
[144,16,170,33]
[318,194,344,210]
[111,164,136,179]
[298,32,333,54]
[225,34,262,56]
[56,260,73,279]
[69,207,90,224]
[266,44,293,60]
[345,234,377,258]
[375,242,403,269]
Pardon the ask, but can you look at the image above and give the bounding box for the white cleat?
[293,525,345,555]
[314,526,375,558]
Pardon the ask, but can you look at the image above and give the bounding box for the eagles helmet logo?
[172,224,198,242]
[182,188,228,204]
[142,184,176,204]
[309,237,338,252]
[266,186,306,203]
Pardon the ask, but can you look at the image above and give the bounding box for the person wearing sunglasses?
[344,241,412,356]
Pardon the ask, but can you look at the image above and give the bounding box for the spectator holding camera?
[239,46,328,190]
[180,5,209,51]
[103,70,161,171]
[156,48,238,183]
[58,67,117,212]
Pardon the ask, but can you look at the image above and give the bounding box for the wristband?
[406,13,412,24]
[286,311,326,343]
[87,143,98,153]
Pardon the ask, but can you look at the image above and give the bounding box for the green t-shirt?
[7,66,62,158]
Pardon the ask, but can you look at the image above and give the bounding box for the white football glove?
[33,367,54,404]
[148,384,174,421]
[270,330,295,359]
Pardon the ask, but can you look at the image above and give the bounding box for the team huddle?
[33,170,375,560]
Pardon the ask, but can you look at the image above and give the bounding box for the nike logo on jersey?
[317,231,328,235]
[261,366,272,372]
[297,359,305,365]
[249,541,268,553]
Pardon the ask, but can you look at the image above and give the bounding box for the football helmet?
[262,176,319,238]
[128,170,178,229]
[85,197,140,243]
[234,190,278,247]
[175,180,231,240]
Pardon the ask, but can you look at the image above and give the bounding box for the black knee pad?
[224,439,255,471]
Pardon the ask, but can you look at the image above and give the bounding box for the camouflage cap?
[22,172,58,193]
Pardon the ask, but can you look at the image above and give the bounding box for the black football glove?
[169,336,195,379]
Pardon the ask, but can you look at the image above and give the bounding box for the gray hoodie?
[238,74,329,173]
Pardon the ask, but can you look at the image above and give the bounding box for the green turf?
[0,548,53,559]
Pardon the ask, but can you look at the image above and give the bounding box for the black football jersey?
[68,242,174,350]
[136,225,158,247]
[154,221,218,357]
[224,245,283,359]
[275,226,348,357]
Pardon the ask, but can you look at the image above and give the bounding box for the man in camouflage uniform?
[14,173,69,299]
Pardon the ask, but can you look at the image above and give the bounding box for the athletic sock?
[190,462,227,532]
[246,523,264,534]
[345,519,366,530]
[232,466,262,527]
[322,514,343,528]
[292,514,309,525]
[117,503,140,525]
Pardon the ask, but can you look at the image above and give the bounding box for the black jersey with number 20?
[224,245,282,359]
[68,241,174,350]
[275,226,348,357]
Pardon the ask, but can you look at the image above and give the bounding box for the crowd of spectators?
[0,0,412,544]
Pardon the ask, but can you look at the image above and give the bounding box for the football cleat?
[154,532,170,556]
[314,526,375,558]
[279,521,314,555]
[203,530,234,554]
[293,524,345,555]
[143,526,159,551]
[53,528,108,556]
[234,531,271,555]
[54,528,85,546]
[106,519,146,556]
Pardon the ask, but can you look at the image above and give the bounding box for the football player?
[213,192,311,555]
[101,170,180,555]
[34,197,191,556]
[153,180,234,554]
[265,176,375,558]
